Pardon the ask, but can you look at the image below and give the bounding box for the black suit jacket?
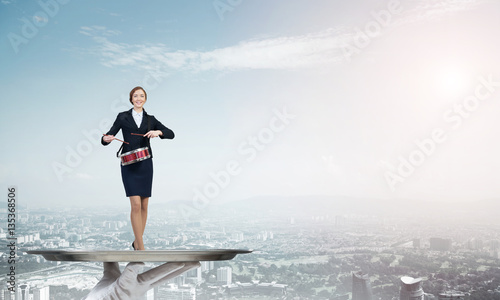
[101,108,174,158]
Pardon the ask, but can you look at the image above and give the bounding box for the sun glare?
[434,65,471,98]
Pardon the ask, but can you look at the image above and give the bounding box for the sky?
[1,0,500,211]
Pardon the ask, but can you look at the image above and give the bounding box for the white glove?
[83,261,200,300]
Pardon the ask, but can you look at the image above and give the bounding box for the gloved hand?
[83,261,200,300]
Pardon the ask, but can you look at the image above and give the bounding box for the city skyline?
[2,0,500,208]
[2,197,500,299]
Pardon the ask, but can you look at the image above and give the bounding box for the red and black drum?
[120,147,151,166]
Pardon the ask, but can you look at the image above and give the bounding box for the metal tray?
[26,249,252,262]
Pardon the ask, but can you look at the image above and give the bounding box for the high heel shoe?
[132,242,136,250]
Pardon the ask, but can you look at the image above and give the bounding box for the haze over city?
[2,2,500,298]
[2,0,500,208]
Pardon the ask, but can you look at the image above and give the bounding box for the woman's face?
[132,89,146,110]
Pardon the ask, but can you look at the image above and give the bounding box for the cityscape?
[1,195,500,300]
[3,1,500,300]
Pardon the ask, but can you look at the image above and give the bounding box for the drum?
[120,147,151,166]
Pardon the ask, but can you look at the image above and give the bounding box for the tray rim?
[26,249,253,262]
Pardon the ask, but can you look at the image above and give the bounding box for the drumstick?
[102,134,129,144]
[131,133,146,137]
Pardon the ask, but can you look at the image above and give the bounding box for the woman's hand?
[144,130,162,139]
[103,135,115,143]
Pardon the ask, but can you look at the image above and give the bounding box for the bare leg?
[130,196,145,250]
[140,197,149,240]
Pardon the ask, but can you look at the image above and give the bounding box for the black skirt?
[121,158,153,197]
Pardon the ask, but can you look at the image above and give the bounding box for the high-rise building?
[1,289,14,300]
[201,261,214,272]
[490,240,500,250]
[18,284,29,300]
[2,289,14,300]
[186,267,202,284]
[430,238,452,251]
[399,276,424,300]
[467,238,484,250]
[352,271,373,300]
[33,286,50,300]
[217,267,232,285]
[231,232,244,242]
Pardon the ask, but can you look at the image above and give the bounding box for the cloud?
[33,15,48,24]
[78,0,489,74]
[395,0,489,25]
[80,27,351,73]
[80,26,121,37]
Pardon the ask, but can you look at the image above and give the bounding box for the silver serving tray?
[26,249,252,262]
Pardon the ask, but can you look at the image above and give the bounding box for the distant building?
[157,284,195,300]
[217,267,232,285]
[32,286,50,300]
[335,215,345,227]
[185,267,202,284]
[438,291,465,299]
[429,238,452,251]
[18,284,29,300]
[490,239,500,250]
[225,282,287,297]
[201,261,214,272]
[467,238,484,250]
[2,289,15,300]
[231,232,244,242]
[60,240,70,247]
[352,271,373,300]
[166,272,186,287]
[399,276,424,300]
[145,287,154,300]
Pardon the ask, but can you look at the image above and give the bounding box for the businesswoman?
[101,86,174,251]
